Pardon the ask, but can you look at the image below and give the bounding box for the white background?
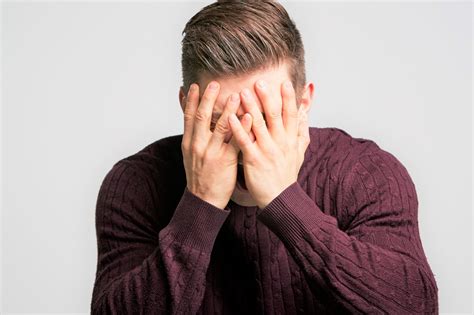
[2,1,472,314]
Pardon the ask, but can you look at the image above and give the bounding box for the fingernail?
[242,89,251,98]
[284,80,292,89]
[257,79,266,89]
[209,82,219,90]
[230,93,239,103]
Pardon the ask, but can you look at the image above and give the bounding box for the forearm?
[257,182,438,314]
[92,186,230,314]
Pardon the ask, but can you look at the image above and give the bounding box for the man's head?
[178,0,314,205]
[178,0,313,106]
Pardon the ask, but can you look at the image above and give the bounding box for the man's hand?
[181,81,253,209]
[228,79,310,209]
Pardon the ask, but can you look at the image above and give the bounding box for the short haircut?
[181,0,307,102]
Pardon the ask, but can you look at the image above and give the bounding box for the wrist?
[191,191,228,209]
[187,184,231,209]
[258,181,297,209]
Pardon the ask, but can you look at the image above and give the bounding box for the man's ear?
[178,86,186,113]
[298,81,315,115]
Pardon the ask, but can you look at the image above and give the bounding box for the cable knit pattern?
[91,126,438,314]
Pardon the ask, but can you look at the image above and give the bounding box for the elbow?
[426,277,439,314]
[90,286,109,315]
[90,293,105,315]
[416,267,439,314]
[91,295,115,315]
[90,300,100,315]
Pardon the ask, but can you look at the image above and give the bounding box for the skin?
[179,61,314,208]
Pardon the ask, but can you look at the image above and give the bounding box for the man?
[91,1,438,314]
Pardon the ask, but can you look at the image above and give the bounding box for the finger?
[228,113,252,153]
[281,80,298,138]
[182,83,199,148]
[240,115,256,143]
[255,79,286,140]
[228,112,259,159]
[248,126,256,142]
[242,114,256,142]
[208,92,240,151]
[192,81,220,143]
[240,88,273,148]
[242,113,253,133]
[297,108,310,156]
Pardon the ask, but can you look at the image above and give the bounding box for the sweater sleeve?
[90,162,230,314]
[256,150,439,314]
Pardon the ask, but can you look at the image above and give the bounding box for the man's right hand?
[181,81,253,209]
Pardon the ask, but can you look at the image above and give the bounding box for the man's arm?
[256,150,439,314]
[90,161,230,314]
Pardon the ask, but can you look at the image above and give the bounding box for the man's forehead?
[212,111,265,118]
[196,96,265,118]
[197,62,291,99]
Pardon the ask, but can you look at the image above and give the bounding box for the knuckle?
[183,112,194,123]
[213,121,229,134]
[181,141,189,153]
[191,141,203,155]
[287,107,299,118]
[254,117,267,129]
[203,149,217,162]
[194,110,209,122]
[268,110,282,120]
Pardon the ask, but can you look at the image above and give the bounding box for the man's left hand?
[228,79,310,209]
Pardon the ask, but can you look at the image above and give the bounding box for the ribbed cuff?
[165,187,231,253]
[257,181,333,248]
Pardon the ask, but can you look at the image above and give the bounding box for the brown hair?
[181,0,306,103]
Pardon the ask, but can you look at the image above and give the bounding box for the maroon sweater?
[91,126,438,314]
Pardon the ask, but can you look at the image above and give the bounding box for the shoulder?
[305,125,414,184]
[301,126,381,181]
[301,126,417,217]
[98,134,186,225]
[106,134,184,180]
[121,134,183,169]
